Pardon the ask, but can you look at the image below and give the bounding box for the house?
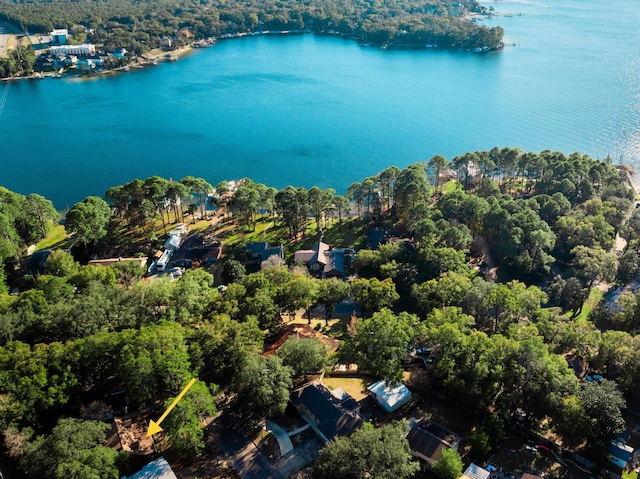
[50,28,68,45]
[367,380,412,413]
[242,241,284,265]
[262,324,340,356]
[121,457,178,479]
[28,249,52,274]
[294,239,354,277]
[462,463,490,479]
[406,419,461,469]
[160,36,173,48]
[112,48,127,59]
[607,439,634,471]
[291,380,363,443]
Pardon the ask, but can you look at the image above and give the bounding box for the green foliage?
[277,337,328,378]
[351,277,399,315]
[221,259,246,284]
[44,250,79,277]
[118,323,193,407]
[65,196,112,247]
[578,379,626,440]
[163,380,217,457]
[20,418,122,479]
[347,308,425,382]
[314,422,419,479]
[232,353,292,419]
[432,448,463,479]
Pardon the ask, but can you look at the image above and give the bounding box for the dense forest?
[1,147,640,477]
[0,0,503,55]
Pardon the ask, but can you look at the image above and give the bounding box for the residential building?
[461,463,490,479]
[50,44,96,56]
[294,239,354,277]
[367,380,412,413]
[291,380,363,443]
[50,28,68,45]
[160,36,173,48]
[406,419,461,470]
[241,241,284,265]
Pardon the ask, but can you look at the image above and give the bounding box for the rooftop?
[122,457,177,479]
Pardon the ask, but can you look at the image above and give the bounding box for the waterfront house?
[160,36,173,48]
[294,239,354,277]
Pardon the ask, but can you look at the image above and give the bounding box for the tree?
[617,249,639,284]
[314,422,419,479]
[163,379,217,457]
[571,245,617,289]
[348,308,425,382]
[351,277,399,315]
[432,448,463,479]
[276,276,319,322]
[316,278,351,324]
[428,154,450,192]
[221,259,246,284]
[20,418,123,479]
[44,250,79,277]
[277,337,328,379]
[64,196,112,248]
[578,379,626,440]
[232,353,292,419]
[180,176,213,220]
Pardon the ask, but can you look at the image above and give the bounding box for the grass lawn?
[216,215,367,257]
[323,376,376,401]
[440,180,460,194]
[574,288,604,321]
[623,470,638,479]
[35,224,69,251]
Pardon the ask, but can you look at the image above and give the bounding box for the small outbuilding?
[122,457,178,479]
[367,380,412,413]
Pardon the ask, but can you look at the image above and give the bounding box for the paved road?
[212,411,285,479]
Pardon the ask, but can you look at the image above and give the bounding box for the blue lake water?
[1,0,639,208]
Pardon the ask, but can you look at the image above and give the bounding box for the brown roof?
[263,324,340,356]
[407,419,461,462]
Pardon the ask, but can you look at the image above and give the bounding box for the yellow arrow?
[147,378,197,436]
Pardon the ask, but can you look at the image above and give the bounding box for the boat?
[122,65,130,71]
[150,59,159,66]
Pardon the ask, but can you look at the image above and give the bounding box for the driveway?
[211,411,285,479]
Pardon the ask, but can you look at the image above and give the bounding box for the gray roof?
[291,381,362,440]
[122,457,178,479]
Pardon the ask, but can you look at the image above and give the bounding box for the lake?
[1,0,639,209]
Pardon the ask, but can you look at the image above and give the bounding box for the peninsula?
[0,0,504,78]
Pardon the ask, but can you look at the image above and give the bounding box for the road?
[211,411,285,479]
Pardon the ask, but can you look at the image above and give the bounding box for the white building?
[367,380,412,412]
[50,44,96,56]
